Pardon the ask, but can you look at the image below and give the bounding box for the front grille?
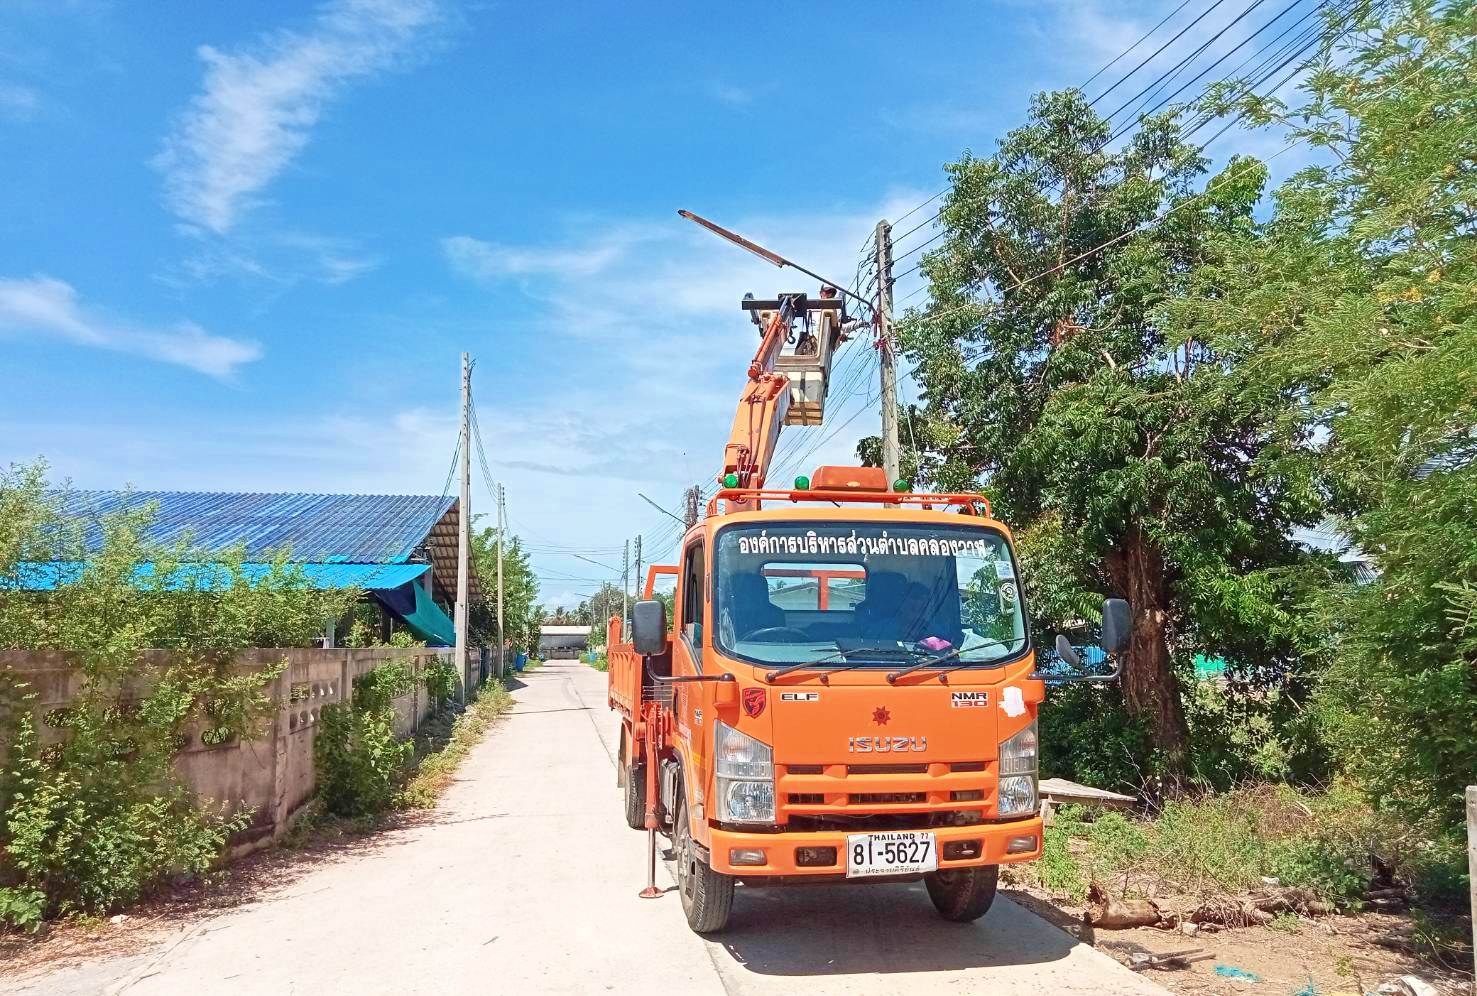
[849,792,926,805]
[787,811,984,832]
[778,758,996,830]
[847,763,928,775]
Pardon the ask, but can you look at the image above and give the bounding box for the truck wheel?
[623,762,646,830]
[620,728,646,830]
[925,865,999,922]
[675,794,734,933]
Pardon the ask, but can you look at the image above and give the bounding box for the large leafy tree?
[1174,0,1477,822]
[895,91,1326,788]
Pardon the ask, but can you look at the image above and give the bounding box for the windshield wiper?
[884,638,1027,684]
[765,644,922,683]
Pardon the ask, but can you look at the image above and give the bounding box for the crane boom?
[720,290,847,512]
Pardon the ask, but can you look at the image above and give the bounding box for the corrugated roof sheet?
[49,491,455,564]
[5,561,429,592]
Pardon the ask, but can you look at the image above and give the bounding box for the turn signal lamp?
[722,473,740,488]
[794,475,810,490]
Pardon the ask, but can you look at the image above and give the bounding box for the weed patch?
[400,683,514,809]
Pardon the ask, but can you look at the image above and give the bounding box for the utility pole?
[621,539,630,641]
[874,219,902,488]
[496,482,505,680]
[455,353,471,703]
[633,534,642,609]
[684,486,701,529]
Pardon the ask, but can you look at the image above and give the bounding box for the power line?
[1099,0,1274,126]
[890,1,1350,290]
[1081,0,1202,91]
[907,39,1470,335]
[1088,0,1234,107]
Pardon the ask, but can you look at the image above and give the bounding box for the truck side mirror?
[1101,598,1131,654]
[632,599,668,657]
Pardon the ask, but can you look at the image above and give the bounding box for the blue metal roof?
[49,491,455,563]
[5,561,429,592]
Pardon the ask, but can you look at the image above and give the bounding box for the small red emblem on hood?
[742,688,766,718]
[872,706,891,726]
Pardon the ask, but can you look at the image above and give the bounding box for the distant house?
[12,491,480,647]
[539,625,591,659]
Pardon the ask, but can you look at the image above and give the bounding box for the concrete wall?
[0,647,460,857]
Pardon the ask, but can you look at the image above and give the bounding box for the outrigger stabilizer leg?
[639,708,663,899]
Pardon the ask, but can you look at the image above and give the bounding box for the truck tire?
[925,865,999,922]
[624,765,646,830]
[620,727,646,830]
[675,794,734,933]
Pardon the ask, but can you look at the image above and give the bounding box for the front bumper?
[707,815,1044,876]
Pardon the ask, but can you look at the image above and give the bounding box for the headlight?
[998,775,1037,816]
[715,721,774,823]
[998,722,1038,816]
[999,721,1038,775]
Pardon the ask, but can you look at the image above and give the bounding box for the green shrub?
[0,461,357,927]
[314,663,416,819]
[422,660,458,708]
[1038,683,1149,794]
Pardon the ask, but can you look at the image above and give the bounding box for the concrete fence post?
[1466,785,1475,980]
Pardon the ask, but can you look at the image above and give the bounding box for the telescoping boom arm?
[677,211,857,513]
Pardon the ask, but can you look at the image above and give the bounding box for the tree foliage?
[896,90,1327,788]
[1169,0,1477,822]
[470,525,540,655]
[891,0,1475,818]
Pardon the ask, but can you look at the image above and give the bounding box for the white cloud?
[0,81,38,121]
[0,275,260,377]
[156,0,442,234]
[708,83,752,107]
[443,235,626,280]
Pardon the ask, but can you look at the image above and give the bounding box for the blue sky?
[0,0,1320,607]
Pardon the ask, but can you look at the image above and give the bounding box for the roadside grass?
[1015,783,1470,917]
[587,655,609,672]
[521,657,544,672]
[399,682,515,809]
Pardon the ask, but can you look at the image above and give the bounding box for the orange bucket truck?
[608,220,1129,934]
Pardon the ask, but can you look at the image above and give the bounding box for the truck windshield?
[712,521,1027,667]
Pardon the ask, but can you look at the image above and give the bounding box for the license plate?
[845,831,938,878]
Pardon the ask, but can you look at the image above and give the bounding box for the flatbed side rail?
[607,615,643,717]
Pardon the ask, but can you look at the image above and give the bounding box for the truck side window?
[680,541,705,670]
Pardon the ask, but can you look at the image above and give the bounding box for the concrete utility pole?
[684,486,701,529]
[496,482,505,679]
[621,539,630,641]
[1467,785,1476,977]
[633,534,642,607]
[455,352,471,703]
[874,219,902,488]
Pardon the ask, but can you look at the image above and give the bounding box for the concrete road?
[8,661,1165,996]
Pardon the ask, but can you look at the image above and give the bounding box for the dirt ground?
[1004,873,1476,996]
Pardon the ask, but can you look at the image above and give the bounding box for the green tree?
[575,582,626,632]
[894,90,1328,788]
[470,526,540,656]
[1170,0,1477,822]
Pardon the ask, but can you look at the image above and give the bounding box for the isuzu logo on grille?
[848,736,928,753]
